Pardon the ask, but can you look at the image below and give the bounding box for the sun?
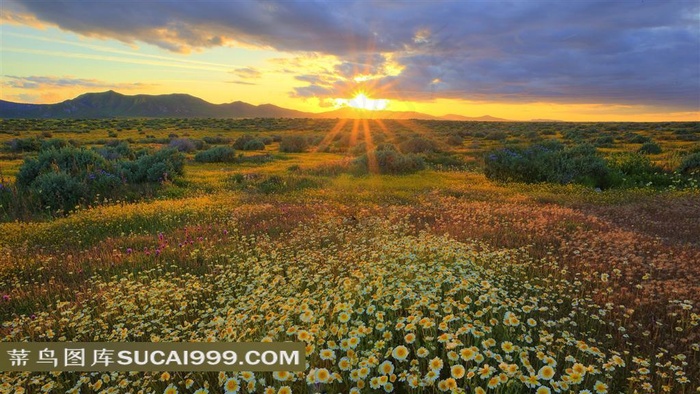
[335,92,389,111]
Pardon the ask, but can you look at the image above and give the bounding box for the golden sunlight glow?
[335,92,389,111]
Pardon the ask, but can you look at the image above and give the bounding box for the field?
[0,118,699,393]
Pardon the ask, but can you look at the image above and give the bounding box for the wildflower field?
[0,119,698,393]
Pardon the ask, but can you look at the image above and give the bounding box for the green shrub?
[524,130,541,141]
[423,152,466,168]
[595,135,614,148]
[638,141,662,154]
[557,144,612,187]
[194,146,238,163]
[0,182,17,217]
[400,137,439,153]
[350,142,368,156]
[95,141,136,160]
[202,136,232,144]
[240,154,274,164]
[484,143,613,188]
[16,147,110,187]
[484,131,507,141]
[118,148,184,183]
[678,152,700,174]
[168,138,205,152]
[279,135,309,153]
[233,135,260,150]
[446,134,463,146]
[40,138,72,151]
[31,172,86,212]
[13,147,134,213]
[5,137,41,152]
[676,134,700,141]
[243,139,266,151]
[607,152,671,187]
[607,152,658,177]
[628,133,651,143]
[257,175,286,194]
[352,149,425,175]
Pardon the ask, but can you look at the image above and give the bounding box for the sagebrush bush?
[352,149,425,175]
[484,143,613,188]
[279,135,309,153]
[11,146,185,215]
[168,138,202,152]
[606,152,670,187]
[31,172,87,212]
[194,146,238,163]
[118,148,184,183]
[349,142,390,156]
[5,137,41,152]
[423,152,466,168]
[240,154,274,164]
[94,141,136,160]
[446,134,463,146]
[202,136,232,145]
[628,133,651,143]
[638,141,662,154]
[484,130,508,141]
[40,138,73,151]
[15,147,115,213]
[16,147,110,187]
[678,152,700,174]
[243,139,265,151]
[400,137,439,153]
[595,135,615,147]
[233,135,263,150]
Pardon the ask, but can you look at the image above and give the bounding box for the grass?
[0,118,698,393]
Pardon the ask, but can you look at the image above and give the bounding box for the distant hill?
[441,114,509,122]
[0,90,511,121]
[0,90,310,119]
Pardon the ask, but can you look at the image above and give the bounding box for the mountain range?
[0,90,513,121]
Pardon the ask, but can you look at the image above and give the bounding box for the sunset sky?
[1,0,698,121]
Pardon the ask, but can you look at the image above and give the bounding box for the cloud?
[3,75,156,90]
[226,80,257,86]
[232,67,262,79]
[6,0,700,108]
[333,54,387,79]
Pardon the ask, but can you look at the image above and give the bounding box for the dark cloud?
[7,0,700,108]
[333,54,387,78]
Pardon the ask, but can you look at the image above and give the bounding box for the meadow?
[0,118,698,393]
